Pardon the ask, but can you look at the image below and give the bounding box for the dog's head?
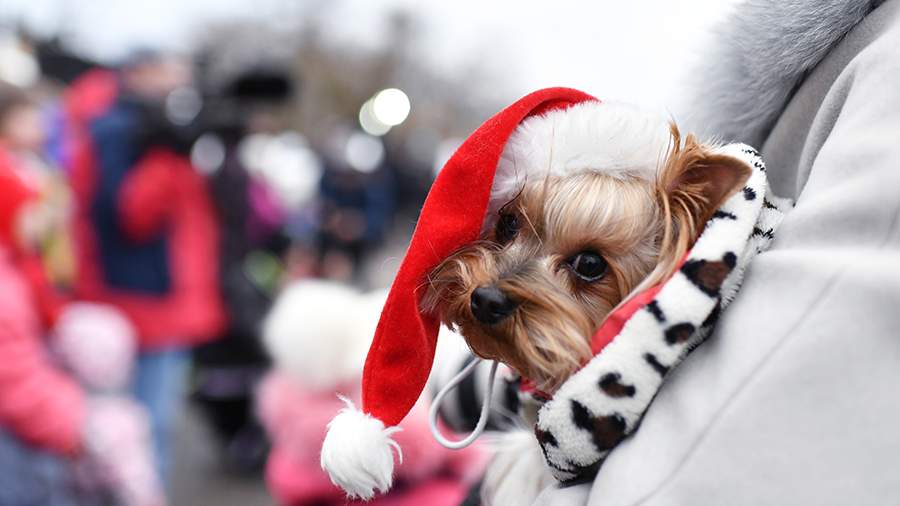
[422,123,750,392]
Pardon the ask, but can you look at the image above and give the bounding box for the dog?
[319,92,781,505]
[422,107,751,394]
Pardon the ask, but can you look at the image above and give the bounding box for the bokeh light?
[371,88,410,126]
[344,131,385,173]
[358,98,392,136]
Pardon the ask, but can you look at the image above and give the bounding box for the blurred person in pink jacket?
[258,281,488,506]
[0,87,163,506]
[0,135,86,478]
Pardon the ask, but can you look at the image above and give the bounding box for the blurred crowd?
[0,29,482,506]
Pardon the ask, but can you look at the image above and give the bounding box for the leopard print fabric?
[531,144,791,482]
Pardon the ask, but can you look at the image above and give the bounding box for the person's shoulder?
[843,3,900,80]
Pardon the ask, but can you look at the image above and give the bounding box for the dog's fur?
[422,126,751,392]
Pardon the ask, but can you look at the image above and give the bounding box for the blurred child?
[53,302,166,506]
[258,281,487,506]
[0,82,76,289]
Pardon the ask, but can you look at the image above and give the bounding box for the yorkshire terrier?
[422,105,751,393]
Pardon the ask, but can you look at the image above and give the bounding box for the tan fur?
[422,125,751,393]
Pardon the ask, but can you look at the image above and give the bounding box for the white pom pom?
[320,396,403,500]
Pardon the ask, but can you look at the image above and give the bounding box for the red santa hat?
[321,87,673,499]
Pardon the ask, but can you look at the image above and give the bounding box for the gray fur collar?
[678,0,883,146]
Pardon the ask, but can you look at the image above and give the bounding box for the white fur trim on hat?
[487,101,673,225]
[320,397,403,500]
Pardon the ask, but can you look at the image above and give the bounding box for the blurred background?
[0,1,736,505]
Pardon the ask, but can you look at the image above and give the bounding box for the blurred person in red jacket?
[0,126,164,506]
[67,52,226,484]
[0,96,89,504]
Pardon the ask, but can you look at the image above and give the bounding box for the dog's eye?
[495,213,519,244]
[568,251,608,282]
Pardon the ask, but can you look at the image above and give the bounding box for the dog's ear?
[659,128,752,230]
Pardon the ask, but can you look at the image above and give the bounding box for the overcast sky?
[1,0,737,111]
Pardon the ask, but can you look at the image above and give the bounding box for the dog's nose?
[470,286,518,324]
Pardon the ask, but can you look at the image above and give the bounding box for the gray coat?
[534,0,900,504]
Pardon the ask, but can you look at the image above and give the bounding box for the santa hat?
[321,87,674,499]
